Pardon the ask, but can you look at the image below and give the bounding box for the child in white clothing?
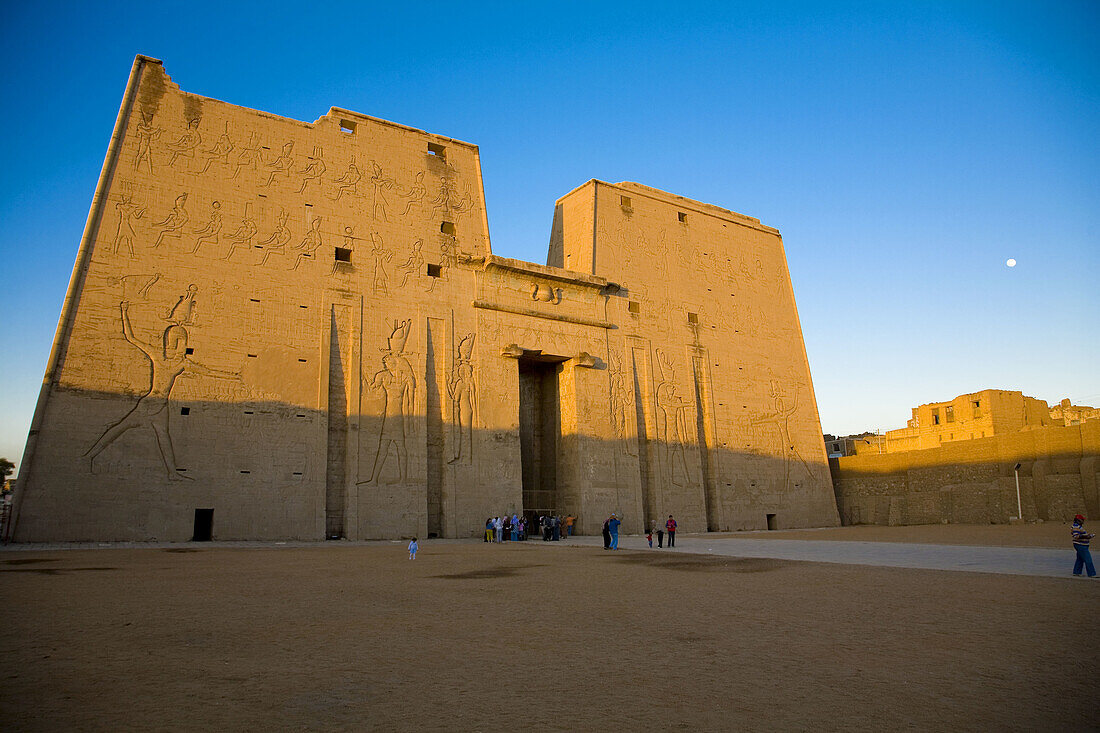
[408,537,418,560]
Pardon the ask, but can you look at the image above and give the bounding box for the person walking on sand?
[608,513,622,550]
[1071,514,1096,578]
[564,514,575,537]
[485,518,494,543]
[408,537,418,560]
[602,515,612,550]
[656,520,664,548]
[666,515,677,548]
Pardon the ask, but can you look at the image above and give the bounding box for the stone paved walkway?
[561,533,1085,579]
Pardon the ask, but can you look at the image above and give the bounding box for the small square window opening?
[339,119,356,135]
[440,221,456,236]
[335,247,352,262]
[628,301,640,314]
[427,142,447,161]
[620,195,632,208]
[687,312,699,324]
[426,263,442,278]
[184,347,194,355]
[180,407,190,416]
[677,211,687,223]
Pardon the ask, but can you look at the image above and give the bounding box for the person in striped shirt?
[1071,514,1096,578]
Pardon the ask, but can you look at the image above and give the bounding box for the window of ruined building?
[972,400,982,419]
[628,301,640,314]
[441,221,456,236]
[620,195,632,209]
[945,405,954,422]
[932,408,940,425]
[340,119,356,135]
[427,263,442,278]
[180,407,190,416]
[184,347,194,355]
[428,142,447,161]
[678,211,688,223]
[335,247,352,263]
[687,312,699,324]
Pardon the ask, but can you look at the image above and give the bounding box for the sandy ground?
[1,537,1097,731]
[711,522,1073,548]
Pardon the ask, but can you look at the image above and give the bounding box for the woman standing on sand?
[602,516,612,550]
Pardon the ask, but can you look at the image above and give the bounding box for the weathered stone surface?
[12,56,838,541]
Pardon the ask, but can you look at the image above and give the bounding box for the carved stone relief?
[448,332,476,464]
[290,216,323,270]
[165,118,201,169]
[361,320,417,485]
[111,182,146,257]
[257,209,292,266]
[85,285,239,481]
[196,122,234,174]
[152,193,189,247]
[654,349,692,487]
[369,232,392,294]
[222,203,257,261]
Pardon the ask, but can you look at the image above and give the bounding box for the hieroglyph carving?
[297,146,327,194]
[397,239,424,287]
[258,209,292,266]
[261,142,295,187]
[196,122,234,174]
[750,380,813,492]
[361,320,417,484]
[370,232,392,294]
[230,132,261,180]
[290,217,322,270]
[448,332,476,464]
[222,203,257,261]
[133,110,161,173]
[152,193,189,247]
[166,118,201,169]
[655,349,692,486]
[188,200,222,254]
[330,158,361,201]
[85,287,239,480]
[369,161,397,221]
[399,171,427,215]
[430,175,475,218]
[608,352,635,455]
[111,183,146,257]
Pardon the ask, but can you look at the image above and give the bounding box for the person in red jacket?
[665,515,677,547]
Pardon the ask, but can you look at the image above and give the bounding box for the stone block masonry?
[11,56,838,541]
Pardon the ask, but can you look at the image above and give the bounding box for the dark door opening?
[192,508,214,541]
[519,358,562,526]
[766,513,777,531]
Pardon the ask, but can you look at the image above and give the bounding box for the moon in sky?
[1006,258,1017,267]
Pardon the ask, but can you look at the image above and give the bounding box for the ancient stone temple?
[12,56,839,541]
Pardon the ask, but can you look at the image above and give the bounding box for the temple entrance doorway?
[518,357,563,529]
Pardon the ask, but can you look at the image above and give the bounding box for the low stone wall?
[830,421,1099,525]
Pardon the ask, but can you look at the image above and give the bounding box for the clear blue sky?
[1,1,1097,472]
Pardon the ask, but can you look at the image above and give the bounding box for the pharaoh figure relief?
[85,285,239,480]
[750,380,813,492]
[654,349,692,487]
[361,320,417,485]
[448,333,476,464]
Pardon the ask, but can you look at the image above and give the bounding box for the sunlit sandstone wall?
[548,181,839,532]
[832,420,1100,525]
[13,55,838,542]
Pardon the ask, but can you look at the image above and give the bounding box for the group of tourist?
[432,513,1100,577]
[483,514,576,543]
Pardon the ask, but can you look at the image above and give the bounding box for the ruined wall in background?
[831,421,1100,525]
